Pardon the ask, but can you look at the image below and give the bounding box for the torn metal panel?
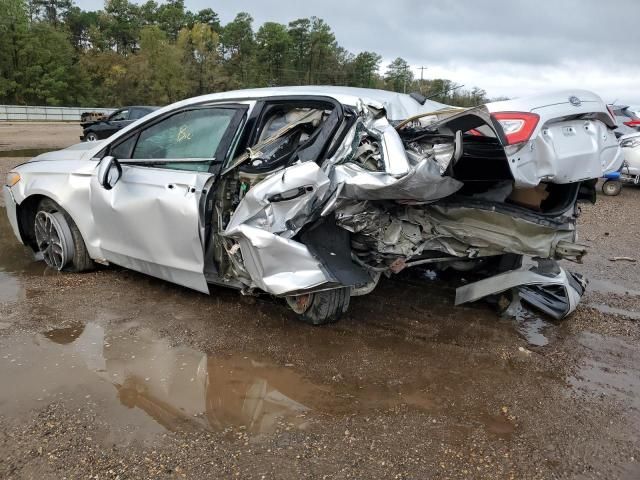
[329,159,462,202]
[322,104,464,204]
[225,161,331,239]
[455,260,585,319]
[419,204,583,260]
[229,224,332,295]
[335,200,585,262]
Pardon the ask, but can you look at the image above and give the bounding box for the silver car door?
[90,105,246,293]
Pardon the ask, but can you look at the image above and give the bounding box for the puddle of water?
[570,332,640,409]
[505,301,552,347]
[0,206,51,303]
[0,272,23,303]
[0,148,51,157]
[0,322,332,439]
[515,316,551,347]
[481,413,516,438]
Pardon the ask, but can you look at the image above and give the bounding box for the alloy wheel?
[34,211,74,270]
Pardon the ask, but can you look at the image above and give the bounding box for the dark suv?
[81,106,158,142]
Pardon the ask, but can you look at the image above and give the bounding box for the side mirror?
[98,156,122,190]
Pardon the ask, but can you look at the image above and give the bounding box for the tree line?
[0,0,493,108]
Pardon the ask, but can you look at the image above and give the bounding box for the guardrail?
[0,105,115,122]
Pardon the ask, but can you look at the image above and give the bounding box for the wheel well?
[16,194,47,251]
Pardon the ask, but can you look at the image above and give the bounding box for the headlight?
[621,138,640,149]
[6,171,21,187]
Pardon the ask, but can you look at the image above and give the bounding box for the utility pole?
[418,66,427,94]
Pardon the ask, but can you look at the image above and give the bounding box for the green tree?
[287,18,310,84]
[178,22,224,95]
[156,0,188,40]
[0,2,493,108]
[0,0,28,102]
[307,17,337,84]
[30,0,71,26]
[129,25,188,104]
[385,57,413,93]
[64,6,100,51]
[139,0,158,25]
[16,22,76,104]
[104,0,141,53]
[348,51,381,88]
[221,12,255,86]
[193,8,220,33]
[255,22,291,86]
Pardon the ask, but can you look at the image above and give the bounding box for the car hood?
[29,141,101,162]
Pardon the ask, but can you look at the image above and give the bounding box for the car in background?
[4,87,622,325]
[609,104,640,135]
[81,106,158,142]
[621,132,640,180]
[600,132,640,196]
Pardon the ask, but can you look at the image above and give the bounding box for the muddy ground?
[0,123,639,479]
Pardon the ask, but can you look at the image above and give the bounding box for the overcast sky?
[77,0,640,104]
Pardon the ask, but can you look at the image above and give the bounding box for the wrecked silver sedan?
[3,87,623,324]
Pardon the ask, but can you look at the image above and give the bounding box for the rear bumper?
[455,259,586,319]
[3,186,23,244]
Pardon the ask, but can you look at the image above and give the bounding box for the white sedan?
[3,86,623,324]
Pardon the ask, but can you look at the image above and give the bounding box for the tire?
[35,198,95,272]
[602,180,622,196]
[285,288,351,325]
[85,131,99,142]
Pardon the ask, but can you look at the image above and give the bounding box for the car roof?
[167,86,450,121]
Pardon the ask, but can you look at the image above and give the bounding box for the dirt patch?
[0,123,82,152]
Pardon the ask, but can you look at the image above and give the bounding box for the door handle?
[267,186,314,203]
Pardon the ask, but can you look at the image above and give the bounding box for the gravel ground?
[1,124,639,479]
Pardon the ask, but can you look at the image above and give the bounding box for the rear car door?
[90,105,247,293]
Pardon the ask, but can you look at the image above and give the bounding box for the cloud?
[75,0,640,103]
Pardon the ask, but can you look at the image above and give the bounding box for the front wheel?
[285,288,351,325]
[85,131,99,142]
[34,198,95,272]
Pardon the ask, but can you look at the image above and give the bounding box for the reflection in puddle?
[506,302,552,347]
[0,272,23,303]
[0,206,52,304]
[0,322,326,437]
[515,316,551,347]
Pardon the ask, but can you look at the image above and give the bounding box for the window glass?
[130,108,152,120]
[110,110,129,121]
[111,135,137,159]
[132,108,236,164]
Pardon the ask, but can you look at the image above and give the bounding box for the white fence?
[0,105,115,122]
